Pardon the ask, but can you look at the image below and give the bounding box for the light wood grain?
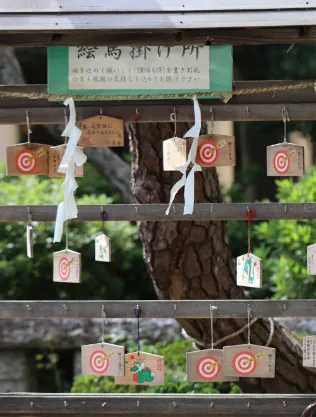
[186,349,238,382]
[6,143,49,176]
[223,344,276,378]
[78,116,124,147]
[53,249,81,284]
[48,145,84,177]
[81,343,124,376]
[115,352,164,386]
[267,143,304,177]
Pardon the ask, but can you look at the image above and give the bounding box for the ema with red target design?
[89,350,109,374]
[58,257,71,281]
[233,351,257,376]
[196,356,221,380]
[16,150,37,173]
[273,151,290,174]
[197,141,218,166]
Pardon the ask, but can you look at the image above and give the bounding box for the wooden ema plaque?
[186,349,239,382]
[77,115,124,147]
[267,143,304,176]
[53,249,81,284]
[236,253,262,288]
[195,134,236,167]
[163,137,187,171]
[307,244,316,275]
[223,344,276,378]
[6,143,50,176]
[303,336,316,367]
[48,145,84,177]
[95,233,111,262]
[81,342,124,376]
[115,351,164,386]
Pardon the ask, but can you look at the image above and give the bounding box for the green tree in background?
[0,163,154,301]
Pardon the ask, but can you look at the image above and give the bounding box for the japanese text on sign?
[69,46,210,90]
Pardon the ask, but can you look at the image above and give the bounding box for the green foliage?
[0,165,154,300]
[71,338,240,394]
[253,167,316,299]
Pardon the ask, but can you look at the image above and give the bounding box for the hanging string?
[170,107,177,138]
[25,110,31,143]
[282,107,290,143]
[101,305,107,343]
[245,209,255,254]
[100,207,106,235]
[210,305,217,350]
[247,304,251,346]
[65,220,69,250]
[134,304,141,356]
[209,107,214,135]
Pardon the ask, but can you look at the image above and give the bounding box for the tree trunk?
[129,121,316,393]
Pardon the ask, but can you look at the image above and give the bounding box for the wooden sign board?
[163,137,187,171]
[77,116,124,147]
[186,349,239,382]
[95,233,111,262]
[267,143,304,176]
[307,244,316,275]
[81,342,124,376]
[115,351,164,386]
[196,134,236,167]
[6,143,50,176]
[303,336,316,367]
[53,249,81,284]
[223,344,276,378]
[48,46,232,100]
[236,252,262,288]
[48,145,84,177]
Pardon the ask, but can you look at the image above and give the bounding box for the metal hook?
[100,108,103,115]
[27,207,32,224]
[245,105,250,115]
[170,107,177,137]
[209,107,214,135]
[136,109,140,116]
[174,304,177,311]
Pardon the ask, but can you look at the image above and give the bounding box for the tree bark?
[129,121,316,393]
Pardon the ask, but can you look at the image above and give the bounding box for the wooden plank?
[0,393,314,415]
[0,203,315,222]
[1,10,316,31]
[0,27,316,46]
[1,300,316,319]
[1,81,316,123]
[2,0,316,13]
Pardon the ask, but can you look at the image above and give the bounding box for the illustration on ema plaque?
[267,143,304,177]
[53,249,81,284]
[81,343,124,376]
[223,344,276,378]
[6,143,50,176]
[115,352,164,386]
[186,349,238,383]
[196,135,235,168]
[236,253,262,289]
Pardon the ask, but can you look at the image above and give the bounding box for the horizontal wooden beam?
[1,11,316,31]
[0,300,315,319]
[0,393,314,415]
[0,27,315,46]
[4,1,316,13]
[1,81,316,123]
[1,203,316,222]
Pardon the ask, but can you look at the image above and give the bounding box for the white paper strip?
[166,96,201,215]
[53,98,87,243]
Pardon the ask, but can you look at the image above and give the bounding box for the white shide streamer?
[166,96,201,215]
[53,98,87,243]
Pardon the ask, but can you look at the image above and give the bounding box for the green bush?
[254,168,316,300]
[71,338,240,394]
[0,164,153,300]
